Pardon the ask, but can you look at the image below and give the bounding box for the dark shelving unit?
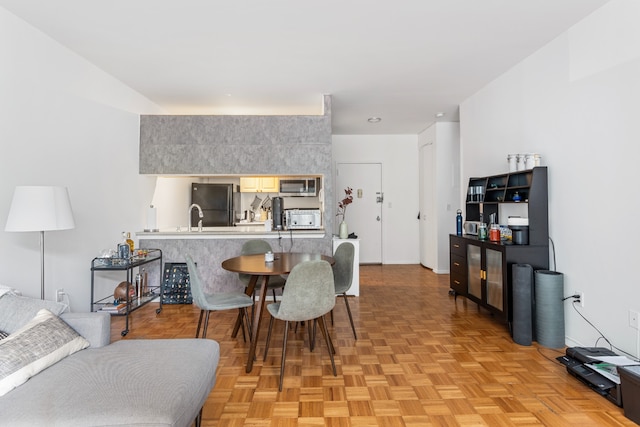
[451,167,549,328]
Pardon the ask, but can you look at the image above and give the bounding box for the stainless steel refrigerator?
[190,183,234,227]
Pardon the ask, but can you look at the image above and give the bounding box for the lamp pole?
[39,230,45,300]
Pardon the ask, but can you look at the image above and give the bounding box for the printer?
[557,347,622,406]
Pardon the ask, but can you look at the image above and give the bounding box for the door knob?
[376,216,381,221]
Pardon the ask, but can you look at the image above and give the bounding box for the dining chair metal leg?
[243,307,253,342]
[202,310,211,339]
[279,321,290,391]
[196,310,205,338]
[317,315,337,375]
[319,315,335,355]
[341,293,357,340]
[263,315,275,361]
[231,309,243,338]
[237,308,247,342]
[308,320,315,352]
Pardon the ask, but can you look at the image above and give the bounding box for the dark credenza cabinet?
[450,167,549,327]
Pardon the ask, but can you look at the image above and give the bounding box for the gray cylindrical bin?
[512,264,534,346]
[534,270,565,348]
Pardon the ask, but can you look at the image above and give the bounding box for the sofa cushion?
[0,309,89,396]
[0,294,68,334]
[0,338,220,426]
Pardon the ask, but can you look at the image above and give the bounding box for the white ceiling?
[1,0,609,134]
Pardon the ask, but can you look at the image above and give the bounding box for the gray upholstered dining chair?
[239,239,286,301]
[185,254,254,340]
[263,260,337,391]
[331,242,357,339]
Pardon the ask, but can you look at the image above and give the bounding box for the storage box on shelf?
[90,249,163,336]
[451,167,549,327]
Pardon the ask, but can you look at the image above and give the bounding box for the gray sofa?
[0,293,220,427]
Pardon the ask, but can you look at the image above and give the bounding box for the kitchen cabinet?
[240,176,279,193]
[450,234,548,324]
[450,167,549,327]
[451,235,506,316]
[466,239,505,314]
[449,236,466,295]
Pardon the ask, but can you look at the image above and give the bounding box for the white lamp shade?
[5,186,75,232]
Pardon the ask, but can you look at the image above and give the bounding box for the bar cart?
[91,249,163,336]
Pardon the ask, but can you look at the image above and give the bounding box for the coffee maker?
[272,197,284,230]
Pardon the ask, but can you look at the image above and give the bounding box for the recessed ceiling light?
[367,117,382,123]
[435,112,445,118]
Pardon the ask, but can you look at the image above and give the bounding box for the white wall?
[332,135,420,264]
[460,0,640,357]
[0,8,164,310]
[418,122,460,273]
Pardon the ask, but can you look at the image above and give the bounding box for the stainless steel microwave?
[279,177,318,197]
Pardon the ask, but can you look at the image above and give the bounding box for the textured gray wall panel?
[138,96,336,294]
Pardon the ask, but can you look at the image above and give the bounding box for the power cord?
[571,300,639,362]
[549,236,557,272]
[275,229,294,253]
[287,229,294,252]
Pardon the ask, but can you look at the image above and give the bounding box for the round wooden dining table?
[222,252,334,372]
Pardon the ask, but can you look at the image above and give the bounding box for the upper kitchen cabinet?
[240,177,279,193]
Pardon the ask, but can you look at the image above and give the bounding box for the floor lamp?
[5,186,75,300]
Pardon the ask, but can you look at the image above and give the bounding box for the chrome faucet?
[188,203,204,232]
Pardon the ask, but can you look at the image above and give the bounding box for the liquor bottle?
[126,232,134,253]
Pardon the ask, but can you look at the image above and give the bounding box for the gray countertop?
[136,227,325,240]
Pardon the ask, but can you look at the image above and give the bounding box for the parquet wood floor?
[110,265,635,426]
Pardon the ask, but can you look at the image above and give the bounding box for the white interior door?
[336,163,382,264]
[419,143,436,268]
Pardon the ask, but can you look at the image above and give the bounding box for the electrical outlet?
[56,288,64,303]
[630,310,640,329]
[574,290,585,307]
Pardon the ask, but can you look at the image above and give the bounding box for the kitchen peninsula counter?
[136,228,325,240]
[137,227,330,294]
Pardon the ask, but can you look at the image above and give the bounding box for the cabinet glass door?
[467,244,481,299]
[485,248,503,310]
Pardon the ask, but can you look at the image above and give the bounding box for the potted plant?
[336,187,353,238]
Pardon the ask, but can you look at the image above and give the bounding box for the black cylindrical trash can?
[272,197,284,230]
[512,264,534,346]
[534,270,564,348]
